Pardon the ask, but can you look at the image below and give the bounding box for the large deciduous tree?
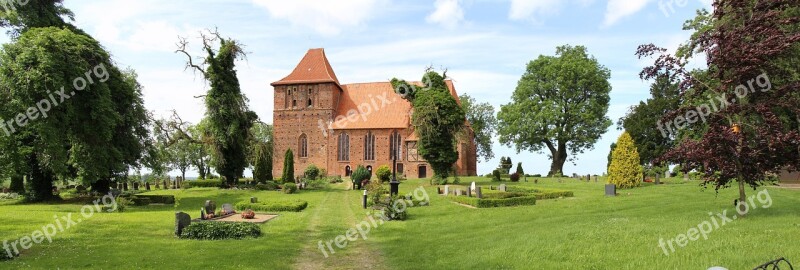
[459,94,497,162]
[176,31,257,187]
[498,45,612,176]
[638,1,800,215]
[392,70,466,184]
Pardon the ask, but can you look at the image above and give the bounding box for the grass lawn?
[0,177,798,269]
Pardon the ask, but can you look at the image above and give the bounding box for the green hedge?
[450,195,536,208]
[235,200,308,212]
[179,222,261,240]
[131,197,151,206]
[506,186,574,199]
[133,195,175,204]
[182,180,223,188]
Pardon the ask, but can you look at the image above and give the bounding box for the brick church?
[271,49,478,179]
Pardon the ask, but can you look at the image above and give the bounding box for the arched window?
[299,134,308,158]
[389,131,402,160]
[364,132,375,160]
[338,132,350,161]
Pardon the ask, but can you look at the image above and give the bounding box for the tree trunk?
[9,174,25,193]
[27,153,57,202]
[547,142,568,177]
[737,177,747,215]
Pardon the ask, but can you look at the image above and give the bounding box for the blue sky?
[15,0,713,177]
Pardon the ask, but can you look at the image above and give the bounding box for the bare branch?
[175,36,206,76]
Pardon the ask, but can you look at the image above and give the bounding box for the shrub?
[304,164,321,180]
[282,183,298,194]
[306,179,329,190]
[449,195,536,208]
[366,181,389,206]
[608,132,643,189]
[492,169,502,181]
[103,197,130,212]
[352,165,371,189]
[134,195,175,204]
[531,174,542,178]
[255,181,280,191]
[510,173,520,182]
[516,162,524,175]
[235,200,308,212]
[0,192,21,201]
[179,222,261,240]
[505,186,574,199]
[373,196,408,221]
[282,149,295,183]
[328,175,344,184]
[183,180,223,188]
[131,197,151,206]
[375,165,392,183]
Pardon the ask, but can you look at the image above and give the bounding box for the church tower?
[271,48,342,179]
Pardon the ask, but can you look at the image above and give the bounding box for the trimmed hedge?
[450,195,536,208]
[182,180,223,188]
[506,186,574,199]
[131,197,151,206]
[255,181,279,191]
[133,195,175,204]
[180,222,261,240]
[235,200,308,212]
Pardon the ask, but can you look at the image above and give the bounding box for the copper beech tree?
[637,0,800,214]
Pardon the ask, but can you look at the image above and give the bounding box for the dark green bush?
[375,165,392,183]
[492,170,501,181]
[328,175,343,183]
[255,181,279,191]
[182,180,223,188]
[450,195,536,208]
[133,195,175,204]
[131,197,151,206]
[282,183,298,194]
[235,200,308,212]
[179,222,261,240]
[374,196,408,221]
[505,186,574,199]
[306,179,329,190]
[304,164,321,180]
[352,165,371,189]
[510,173,520,182]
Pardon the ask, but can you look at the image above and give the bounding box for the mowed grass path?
[0,177,798,269]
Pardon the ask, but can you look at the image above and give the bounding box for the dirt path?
[293,185,388,270]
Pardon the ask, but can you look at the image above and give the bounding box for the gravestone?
[222,204,234,215]
[475,186,483,199]
[172,179,177,189]
[683,172,688,181]
[444,185,450,196]
[133,182,139,191]
[605,184,617,196]
[250,197,258,203]
[593,175,598,182]
[204,200,217,215]
[470,182,477,193]
[145,182,151,191]
[175,212,191,237]
[572,173,578,178]
[164,179,169,189]
[587,174,591,182]
[498,184,507,192]
[437,187,442,195]
[665,171,670,179]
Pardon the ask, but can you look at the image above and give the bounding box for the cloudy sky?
[18,0,712,176]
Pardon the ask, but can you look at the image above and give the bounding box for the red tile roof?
[271,48,341,87]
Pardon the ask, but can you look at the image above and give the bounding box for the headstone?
[172,179,177,189]
[164,179,169,189]
[683,172,688,181]
[586,174,591,182]
[145,182,151,191]
[222,204,234,215]
[498,184,507,192]
[437,187,442,195]
[593,175,598,182]
[475,187,483,199]
[133,182,139,191]
[572,173,578,178]
[444,185,450,196]
[470,182,477,193]
[250,197,258,203]
[175,212,191,237]
[605,184,617,196]
[665,171,670,179]
[204,200,216,215]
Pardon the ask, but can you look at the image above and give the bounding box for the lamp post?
[390,156,400,197]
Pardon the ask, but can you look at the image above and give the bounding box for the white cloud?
[252,0,384,36]
[602,0,653,27]
[426,0,465,29]
[508,0,561,21]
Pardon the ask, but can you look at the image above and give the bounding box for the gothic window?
[364,132,375,161]
[389,131,402,160]
[338,132,350,161]
[292,87,298,107]
[307,87,314,108]
[299,134,308,158]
